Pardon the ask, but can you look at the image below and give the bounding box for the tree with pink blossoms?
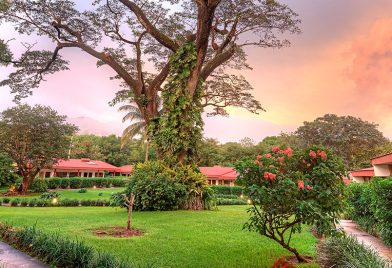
[236,145,346,262]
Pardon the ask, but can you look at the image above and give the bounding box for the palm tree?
[118,102,149,161]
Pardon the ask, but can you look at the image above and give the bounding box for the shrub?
[2,197,10,204]
[318,235,390,268]
[98,192,103,196]
[30,179,48,193]
[216,194,240,199]
[46,177,61,189]
[59,198,79,207]
[211,185,242,196]
[28,198,38,207]
[80,179,94,188]
[40,192,60,200]
[236,146,346,262]
[59,179,70,189]
[0,223,133,268]
[371,178,392,246]
[36,199,48,207]
[69,177,82,189]
[10,198,19,206]
[80,199,93,206]
[20,199,29,207]
[78,188,87,193]
[216,198,247,205]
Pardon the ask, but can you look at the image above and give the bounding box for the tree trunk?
[280,241,307,263]
[21,176,29,195]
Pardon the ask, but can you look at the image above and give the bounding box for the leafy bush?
[216,194,240,199]
[2,197,10,204]
[236,146,346,262]
[69,177,82,189]
[0,223,134,268]
[28,198,38,207]
[10,198,19,206]
[0,153,19,187]
[46,177,61,189]
[36,199,48,207]
[20,199,28,207]
[216,198,247,205]
[211,185,242,196]
[78,188,87,193]
[59,198,79,207]
[59,179,70,189]
[30,179,48,193]
[40,192,60,200]
[371,178,392,246]
[318,235,390,268]
[80,199,93,206]
[118,161,214,211]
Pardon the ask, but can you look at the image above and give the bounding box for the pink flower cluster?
[297,180,313,190]
[264,171,276,181]
[309,150,327,160]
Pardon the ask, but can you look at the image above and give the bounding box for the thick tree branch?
[118,0,179,51]
[200,44,236,80]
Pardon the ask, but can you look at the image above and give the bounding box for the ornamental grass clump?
[236,145,346,262]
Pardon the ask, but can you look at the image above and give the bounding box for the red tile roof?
[350,167,375,177]
[199,166,238,181]
[52,159,118,172]
[371,152,392,165]
[116,165,133,173]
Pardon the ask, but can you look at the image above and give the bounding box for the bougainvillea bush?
[235,146,346,262]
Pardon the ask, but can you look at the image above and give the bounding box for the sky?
[1,0,392,143]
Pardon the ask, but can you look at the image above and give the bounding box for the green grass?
[1,187,125,201]
[0,206,319,268]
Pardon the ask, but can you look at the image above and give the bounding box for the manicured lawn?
[1,187,125,201]
[0,206,319,267]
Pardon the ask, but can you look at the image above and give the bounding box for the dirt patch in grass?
[92,226,143,238]
[284,255,314,264]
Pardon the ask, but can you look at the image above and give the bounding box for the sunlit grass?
[0,206,319,267]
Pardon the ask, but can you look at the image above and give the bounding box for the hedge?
[0,198,111,207]
[211,185,242,196]
[0,223,134,268]
[346,178,392,246]
[318,235,390,268]
[216,198,247,205]
[45,177,129,190]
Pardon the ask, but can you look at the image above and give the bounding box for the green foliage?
[149,42,203,165]
[30,179,48,193]
[216,199,247,205]
[236,145,346,261]
[347,179,392,245]
[28,198,38,207]
[10,198,19,206]
[40,192,60,200]
[118,161,213,211]
[211,185,243,196]
[20,199,28,207]
[78,188,88,193]
[296,114,389,169]
[0,223,134,268]
[2,197,10,204]
[318,235,391,268]
[45,177,129,189]
[0,152,18,187]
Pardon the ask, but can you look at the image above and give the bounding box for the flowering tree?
[235,146,346,262]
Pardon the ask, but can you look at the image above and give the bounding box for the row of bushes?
[346,178,392,246]
[216,198,247,205]
[31,177,129,192]
[0,198,111,207]
[318,235,390,268]
[0,223,134,268]
[211,185,242,196]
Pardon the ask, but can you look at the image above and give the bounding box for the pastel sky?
[1,0,392,143]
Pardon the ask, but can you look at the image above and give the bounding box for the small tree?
[0,152,18,187]
[0,104,77,193]
[123,192,135,231]
[236,146,346,262]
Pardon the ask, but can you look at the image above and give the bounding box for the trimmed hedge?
[45,177,129,190]
[216,198,247,205]
[318,235,390,268]
[0,223,133,268]
[346,178,392,246]
[211,185,242,196]
[1,198,110,207]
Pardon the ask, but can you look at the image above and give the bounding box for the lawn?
[0,206,319,268]
[1,187,125,201]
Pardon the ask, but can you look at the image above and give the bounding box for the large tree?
[0,0,300,162]
[0,104,77,193]
[296,114,389,170]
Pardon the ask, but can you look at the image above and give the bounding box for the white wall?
[373,164,391,177]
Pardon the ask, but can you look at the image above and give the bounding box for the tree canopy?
[296,114,390,170]
[0,104,77,193]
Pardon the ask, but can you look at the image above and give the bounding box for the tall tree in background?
[0,105,77,193]
[0,0,300,163]
[296,114,389,170]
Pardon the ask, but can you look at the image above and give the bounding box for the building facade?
[350,152,392,183]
